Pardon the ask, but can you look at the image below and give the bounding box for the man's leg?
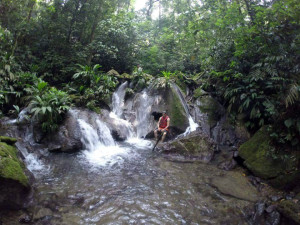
[161,131,167,142]
[154,129,158,140]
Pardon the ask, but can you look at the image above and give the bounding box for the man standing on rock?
[154,111,170,142]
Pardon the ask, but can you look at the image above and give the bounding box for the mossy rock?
[135,78,146,91]
[239,127,300,189]
[277,200,300,224]
[119,73,134,79]
[0,141,30,209]
[175,79,188,94]
[158,131,215,163]
[0,142,29,187]
[196,93,223,127]
[167,86,189,131]
[125,88,135,100]
[193,87,208,99]
[107,69,120,76]
[0,136,17,145]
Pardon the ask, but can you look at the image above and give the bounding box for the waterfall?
[15,142,47,174]
[112,81,128,117]
[110,81,134,139]
[78,119,106,150]
[136,91,154,138]
[96,120,115,146]
[78,118,129,166]
[171,83,199,135]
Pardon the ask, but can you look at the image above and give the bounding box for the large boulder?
[148,80,190,133]
[157,131,216,163]
[192,88,250,146]
[277,198,300,224]
[0,138,30,209]
[238,127,300,189]
[42,110,83,152]
[209,171,261,202]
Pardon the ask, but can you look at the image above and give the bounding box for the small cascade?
[96,120,115,146]
[78,118,128,166]
[15,142,47,175]
[112,81,128,117]
[171,83,199,134]
[109,112,134,139]
[110,81,135,139]
[135,91,154,138]
[78,119,105,150]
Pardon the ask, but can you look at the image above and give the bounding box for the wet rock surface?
[239,127,300,190]
[209,171,261,202]
[42,110,84,152]
[0,139,31,210]
[156,130,216,163]
[277,198,300,224]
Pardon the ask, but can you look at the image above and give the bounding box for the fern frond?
[285,83,299,107]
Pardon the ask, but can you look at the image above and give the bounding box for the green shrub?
[30,87,71,133]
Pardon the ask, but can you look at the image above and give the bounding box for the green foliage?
[198,0,300,149]
[29,87,71,133]
[161,71,175,82]
[70,64,118,110]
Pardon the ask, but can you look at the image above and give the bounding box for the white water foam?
[109,112,134,139]
[15,142,49,175]
[182,116,199,136]
[25,153,46,172]
[78,119,131,167]
[112,81,128,117]
[126,137,153,149]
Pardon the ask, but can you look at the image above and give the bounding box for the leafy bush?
[71,64,118,109]
[30,87,71,133]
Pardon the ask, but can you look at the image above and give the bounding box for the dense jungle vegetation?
[0,0,299,151]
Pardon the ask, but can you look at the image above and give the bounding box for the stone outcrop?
[0,137,30,209]
[277,197,300,224]
[157,131,216,163]
[42,110,83,152]
[192,88,250,146]
[238,127,300,189]
[209,171,261,202]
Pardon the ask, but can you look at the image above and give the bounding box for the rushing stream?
[1,83,265,225]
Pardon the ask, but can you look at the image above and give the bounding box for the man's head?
[162,111,167,116]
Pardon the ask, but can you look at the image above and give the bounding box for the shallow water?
[2,138,257,225]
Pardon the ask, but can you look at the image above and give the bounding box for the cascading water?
[78,118,129,167]
[135,91,154,138]
[112,81,128,117]
[15,142,47,175]
[171,83,199,135]
[110,82,135,139]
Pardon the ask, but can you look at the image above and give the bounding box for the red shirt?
[159,115,169,129]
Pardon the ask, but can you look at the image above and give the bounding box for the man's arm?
[157,117,161,128]
[166,118,170,129]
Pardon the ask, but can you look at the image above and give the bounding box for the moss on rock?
[0,141,29,187]
[0,136,17,145]
[193,87,207,99]
[277,200,300,224]
[239,127,300,189]
[167,86,189,131]
[159,131,215,163]
[195,92,223,128]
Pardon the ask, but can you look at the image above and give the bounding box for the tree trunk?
[27,0,35,22]
[67,0,80,43]
[86,3,102,65]
[243,0,255,24]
